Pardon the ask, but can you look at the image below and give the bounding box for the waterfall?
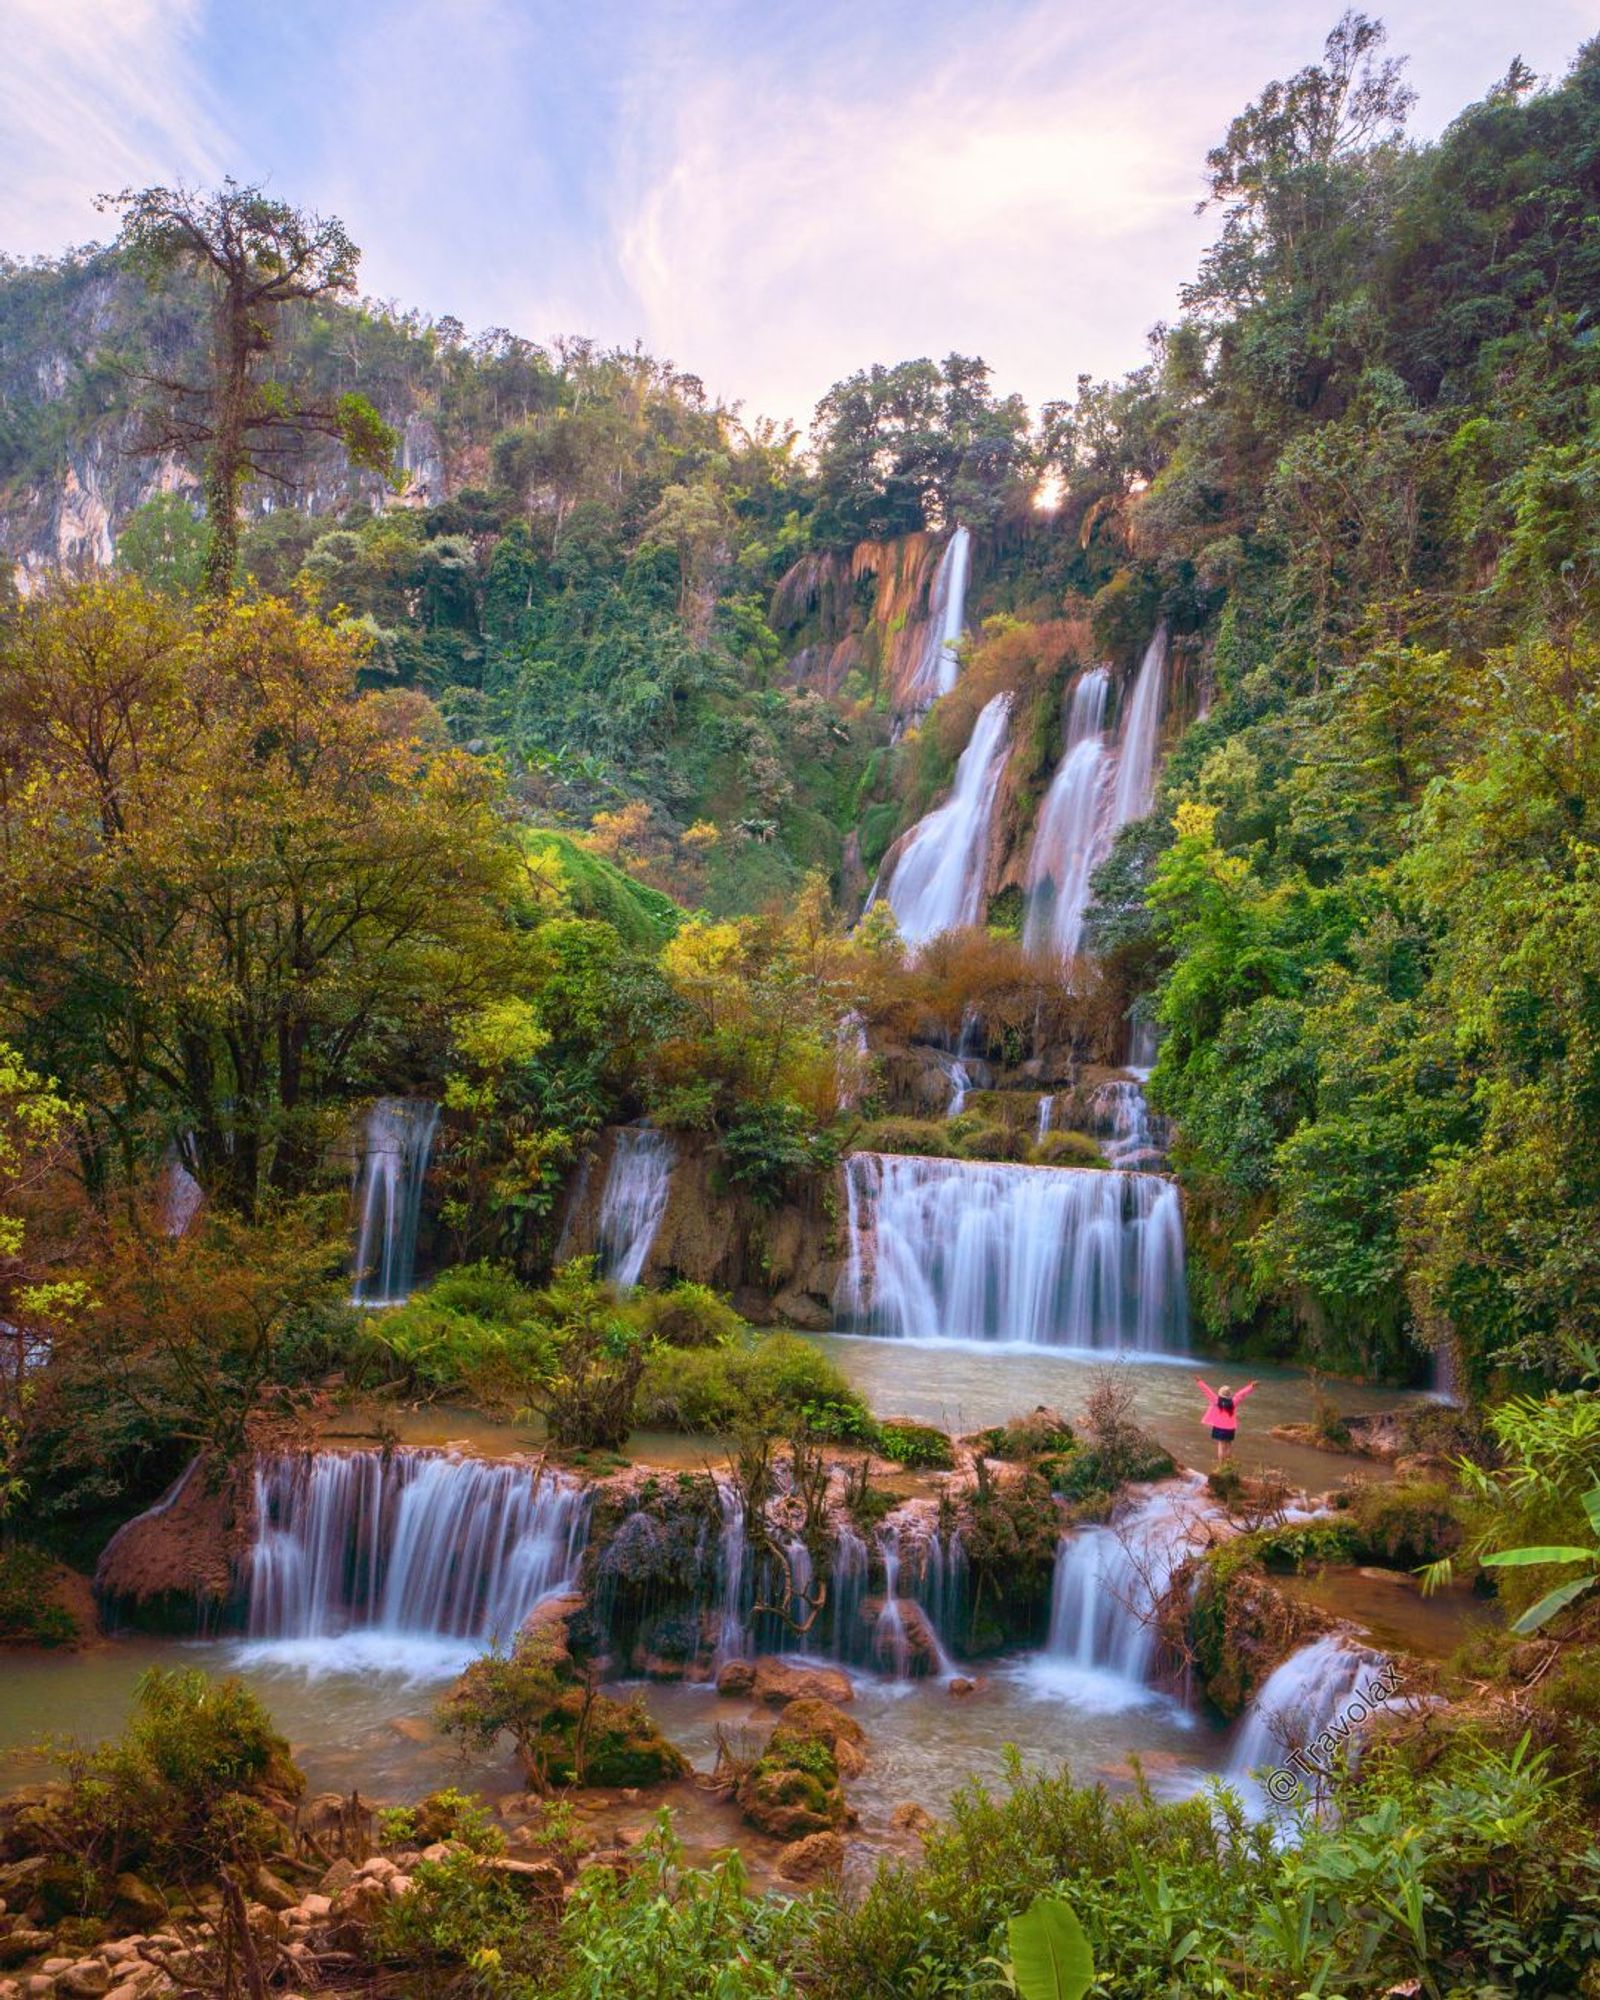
[826,1524,869,1664]
[351,1098,440,1306]
[1089,1079,1166,1167]
[1228,1636,1390,1792]
[838,1151,1187,1350]
[1127,1018,1159,1078]
[712,1483,749,1666]
[1023,668,1111,961]
[873,693,1012,947]
[1034,1487,1201,1706]
[903,525,972,714]
[939,1054,972,1116]
[1109,625,1168,827]
[596,1127,673,1289]
[1036,1095,1054,1140]
[1021,629,1169,966]
[245,1449,587,1673]
[160,1147,205,1239]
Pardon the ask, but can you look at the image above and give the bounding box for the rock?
[889,1802,935,1835]
[714,1659,757,1698]
[0,1936,50,1970]
[948,1677,976,1696]
[317,1858,356,1896]
[418,1843,456,1865]
[387,1717,432,1744]
[296,1895,331,1921]
[479,1858,564,1899]
[92,1456,246,1628]
[857,1598,944,1677]
[772,1290,832,1331]
[249,1868,297,1913]
[769,1700,868,1779]
[300,1793,350,1838]
[775,1832,845,1883]
[356,1855,397,1881]
[56,1964,111,1998]
[384,1875,413,1902]
[23,1981,55,2000]
[717,1657,852,1707]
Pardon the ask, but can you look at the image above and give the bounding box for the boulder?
[768,1699,868,1779]
[317,1859,356,1897]
[249,1868,297,1913]
[479,1857,565,1900]
[774,1832,846,1883]
[56,1964,111,1999]
[889,1801,935,1836]
[859,1598,945,1677]
[109,1876,165,1928]
[716,1657,852,1707]
[93,1457,249,1630]
[0,1936,50,1971]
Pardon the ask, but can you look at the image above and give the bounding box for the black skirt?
[1210,1425,1234,1442]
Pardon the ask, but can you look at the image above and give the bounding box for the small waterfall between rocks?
[244,1449,588,1674]
[1228,1635,1391,1796]
[596,1127,673,1289]
[1032,1486,1204,1708]
[903,525,972,715]
[872,692,1012,947]
[1089,1079,1168,1168]
[350,1098,440,1306]
[1036,1094,1054,1139]
[838,1151,1187,1350]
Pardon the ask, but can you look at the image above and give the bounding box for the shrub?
[720,1100,834,1208]
[42,1668,300,1897]
[853,1117,956,1158]
[530,1259,650,1452]
[1031,1129,1106,1168]
[0,1543,78,1647]
[630,1281,746,1349]
[1346,1479,1464,1569]
[949,1116,1030,1163]
[369,1260,554,1407]
[876,1420,955,1469]
[638,1333,872,1441]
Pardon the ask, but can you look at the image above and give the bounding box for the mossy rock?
[1189,1551,1331,1719]
[537,1690,688,1788]
[876,1419,954,1470]
[1052,1436,1176,1501]
[736,1736,846,1841]
[1343,1480,1464,1569]
[1031,1129,1107,1169]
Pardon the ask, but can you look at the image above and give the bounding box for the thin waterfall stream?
[351,1098,440,1306]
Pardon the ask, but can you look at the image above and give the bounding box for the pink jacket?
[1197,1378,1255,1433]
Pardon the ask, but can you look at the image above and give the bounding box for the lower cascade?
[246,1450,588,1666]
[1038,1487,1204,1698]
[596,1126,673,1288]
[351,1097,440,1306]
[838,1151,1187,1350]
[1228,1635,1391,1786]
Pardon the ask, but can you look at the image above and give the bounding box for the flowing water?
[1023,668,1111,961]
[351,1098,440,1306]
[872,693,1012,946]
[1089,1078,1167,1168]
[595,1127,673,1289]
[1227,1635,1392,1802]
[903,525,972,714]
[1022,629,1169,966]
[243,1448,588,1677]
[837,1152,1187,1351]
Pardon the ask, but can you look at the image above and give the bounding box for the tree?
[100,180,398,595]
[0,579,527,1211]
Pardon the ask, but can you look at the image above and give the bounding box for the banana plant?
[1479,1479,1600,1633]
[996,1895,1096,2000]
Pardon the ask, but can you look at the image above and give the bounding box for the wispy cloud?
[0,0,226,255]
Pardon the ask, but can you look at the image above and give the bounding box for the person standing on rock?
[1196,1377,1256,1463]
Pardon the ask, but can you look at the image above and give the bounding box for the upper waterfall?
[596,1127,673,1288]
[872,692,1012,947]
[837,1151,1187,1350]
[351,1098,440,1306]
[1022,667,1111,962]
[902,525,972,715]
[1023,627,1170,965]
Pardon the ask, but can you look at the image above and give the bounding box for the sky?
[2,0,1594,428]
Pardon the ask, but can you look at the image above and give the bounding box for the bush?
[1345,1479,1464,1569]
[720,1100,834,1208]
[949,1116,1030,1163]
[630,1281,746,1349]
[638,1334,872,1441]
[530,1259,651,1452]
[41,1669,300,1897]
[853,1117,955,1158]
[368,1260,554,1407]
[0,1543,78,1647]
[1031,1129,1107,1168]
[875,1420,955,1469]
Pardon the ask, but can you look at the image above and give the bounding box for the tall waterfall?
[351,1098,440,1306]
[1023,668,1111,961]
[1035,1487,1201,1703]
[1022,628,1169,965]
[837,1151,1187,1350]
[873,693,1012,947]
[596,1127,673,1289]
[1228,1636,1391,1794]
[903,525,972,714]
[246,1449,588,1673]
[1109,625,1168,827]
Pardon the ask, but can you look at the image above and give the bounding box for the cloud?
[0,0,226,255]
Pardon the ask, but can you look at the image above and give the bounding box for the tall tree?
[100,180,398,596]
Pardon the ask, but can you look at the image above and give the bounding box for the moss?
[876,1420,954,1470]
[1189,1548,1326,1719]
[1052,1435,1177,1501]
[1342,1480,1465,1569]
[1031,1129,1107,1169]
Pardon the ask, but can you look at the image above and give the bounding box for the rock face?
[559,1128,839,1323]
[714,1657,854,1707]
[93,1457,252,1631]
